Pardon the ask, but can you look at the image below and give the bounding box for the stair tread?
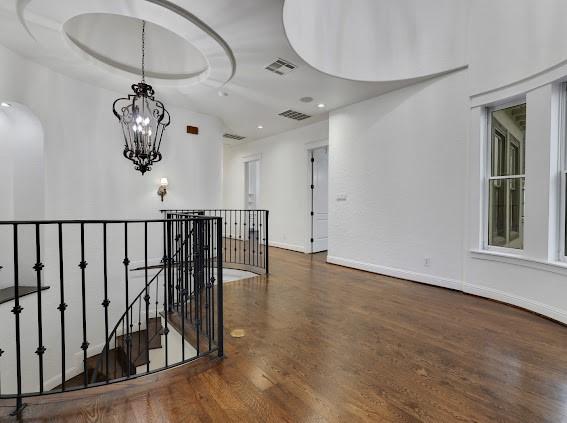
[117,317,164,368]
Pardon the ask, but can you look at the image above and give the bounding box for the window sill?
[0,285,50,305]
[470,249,567,276]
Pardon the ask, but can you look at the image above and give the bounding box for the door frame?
[304,139,329,253]
[242,153,261,210]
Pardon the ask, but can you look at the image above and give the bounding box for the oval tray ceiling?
[16,0,236,87]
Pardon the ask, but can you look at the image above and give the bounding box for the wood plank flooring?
[2,247,567,422]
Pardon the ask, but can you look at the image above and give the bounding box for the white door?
[311,147,328,252]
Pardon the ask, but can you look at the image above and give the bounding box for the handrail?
[0,217,214,225]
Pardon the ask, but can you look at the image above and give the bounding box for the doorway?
[309,146,328,253]
[244,159,260,242]
[244,159,260,210]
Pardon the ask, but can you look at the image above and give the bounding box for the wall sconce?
[157,177,168,202]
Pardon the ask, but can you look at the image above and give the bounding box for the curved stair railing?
[162,209,269,274]
[91,215,220,384]
[0,215,223,416]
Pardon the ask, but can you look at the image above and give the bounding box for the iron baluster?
[58,223,67,391]
[144,222,150,374]
[34,223,45,392]
[79,223,89,388]
[12,224,24,415]
[102,224,110,383]
[216,217,224,357]
[265,211,270,273]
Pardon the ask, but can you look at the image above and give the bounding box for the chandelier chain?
[141,20,146,82]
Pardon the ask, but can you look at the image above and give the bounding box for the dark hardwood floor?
[3,247,567,422]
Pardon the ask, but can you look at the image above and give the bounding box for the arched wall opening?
[0,102,45,290]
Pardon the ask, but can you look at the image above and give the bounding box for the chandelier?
[113,20,170,174]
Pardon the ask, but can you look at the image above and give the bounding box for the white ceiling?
[283,0,469,82]
[0,0,427,144]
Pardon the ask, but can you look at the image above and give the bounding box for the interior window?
[487,103,526,249]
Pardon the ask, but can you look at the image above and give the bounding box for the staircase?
[53,317,164,390]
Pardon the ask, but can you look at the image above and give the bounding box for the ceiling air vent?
[278,109,312,121]
[265,58,297,76]
[223,133,246,141]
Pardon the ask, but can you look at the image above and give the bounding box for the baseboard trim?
[327,255,567,325]
[462,282,567,325]
[269,241,305,253]
[326,256,461,291]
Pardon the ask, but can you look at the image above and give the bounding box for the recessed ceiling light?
[317,103,326,108]
[257,125,263,129]
[300,96,314,103]
[218,90,228,97]
[1,102,11,108]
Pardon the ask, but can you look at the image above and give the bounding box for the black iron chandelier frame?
[112,20,170,175]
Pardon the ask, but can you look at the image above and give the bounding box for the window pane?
[491,104,526,176]
[488,178,525,249]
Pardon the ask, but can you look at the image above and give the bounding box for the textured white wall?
[328,70,469,288]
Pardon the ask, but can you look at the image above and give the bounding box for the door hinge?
[310,184,314,189]
[310,238,314,243]
[310,157,315,163]
[310,211,314,216]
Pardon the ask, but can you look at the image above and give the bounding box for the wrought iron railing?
[162,210,269,274]
[0,215,223,415]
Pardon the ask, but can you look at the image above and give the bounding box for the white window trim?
[483,98,526,254]
[559,83,567,262]
[470,249,567,277]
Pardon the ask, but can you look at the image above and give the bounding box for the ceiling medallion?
[112,20,170,175]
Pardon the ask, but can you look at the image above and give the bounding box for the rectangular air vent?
[223,133,246,141]
[278,109,312,121]
[265,58,297,76]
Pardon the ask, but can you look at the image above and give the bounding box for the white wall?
[0,43,223,394]
[223,121,328,252]
[0,43,223,221]
[328,70,469,289]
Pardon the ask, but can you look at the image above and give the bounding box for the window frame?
[483,98,527,253]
